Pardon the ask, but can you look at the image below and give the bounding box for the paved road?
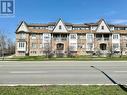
[0,61,127,85]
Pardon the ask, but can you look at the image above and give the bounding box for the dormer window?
[101,26,104,30]
[59,25,62,30]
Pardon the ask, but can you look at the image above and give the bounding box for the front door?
[57,43,64,50]
[100,43,107,50]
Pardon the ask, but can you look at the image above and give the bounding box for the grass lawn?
[3,55,127,61]
[0,85,126,95]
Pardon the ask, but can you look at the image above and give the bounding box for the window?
[85,28,89,30]
[44,43,50,49]
[67,26,72,30]
[114,27,119,30]
[69,43,77,51]
[48,26,54,30]
[19,42,25,48]
[113,34,119,40]
[40,44,43,48]
[70,34,76,39]
[19,33,26,39]
[31,34,36,39]
[113,43,119,50]
[91,26,97,30]
[78,35,85,39]
[31,51,36,54]
[43,34,51,41]
[87,43,93,50]
[32,43,36,48]
[40,34,43,39]
[101,26,104,30]
[110,27,114,30]
[73,28,81,30]
[87,34,93,39]
[119,27,125,30]
[44,36,50,39]
[59,25,62,30]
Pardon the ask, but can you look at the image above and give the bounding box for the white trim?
[53,19,68,32]
[17,22,29,32]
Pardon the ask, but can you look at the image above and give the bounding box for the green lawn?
[3,55,127,61]
[0,85,126,95]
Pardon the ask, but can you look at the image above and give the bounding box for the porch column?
[102,34,104,41]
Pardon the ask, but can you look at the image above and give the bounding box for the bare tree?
[0,31,6,60]
[6,38,15,55]
[0,30,15,60]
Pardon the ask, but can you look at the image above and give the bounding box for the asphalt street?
[0,61,127,85]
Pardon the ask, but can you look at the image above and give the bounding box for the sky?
[0,0,127,41]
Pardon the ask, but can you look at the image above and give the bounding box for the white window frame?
[69,43,77,51]
[86,33,94,43]
[19,33,26,39]
[17,42,26,51]
[70,34,77,39]
[87,43,93,51]
[19,42,25,48]
[113,34,119,40]
[43,33,51,41]
[31,33,36,39]
[112,43,120,51]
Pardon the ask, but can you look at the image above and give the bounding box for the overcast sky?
[0,0,127,41]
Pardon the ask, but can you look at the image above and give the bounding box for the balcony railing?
[96,37,110,41]
[53,37,67,41]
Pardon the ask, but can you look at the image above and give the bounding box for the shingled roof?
[16,18,127,34]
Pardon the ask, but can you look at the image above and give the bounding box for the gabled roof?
[96,18,111,32]
[53,18,68,32]
[16,18,127,34]
[16,21,29,33]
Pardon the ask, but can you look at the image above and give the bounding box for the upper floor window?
[59,25,62,30]
[110,27,114,30]
[31,34,36,39]
[44,36,50,39]
[78,35,85,39]
[19,42,25,48]
[40,34,43,39]
[43,34,51,41]
[101,26,104,30]
[87,34,93,39]
[66,26,72,30]
[70,34,76,39]
[48,26,55,30]
[73,28,81,30]
[113,34,119,40]
[19,33,26,39]
[91,26,97,30]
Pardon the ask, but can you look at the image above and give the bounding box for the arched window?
[57,43,64,50]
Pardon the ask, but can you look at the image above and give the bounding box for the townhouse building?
[15,18,127,56]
